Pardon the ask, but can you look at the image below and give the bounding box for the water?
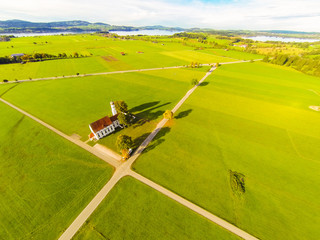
[0,30,181,37]
[244,36,320,43]
[109,30,181,36]
[0,32,93,37]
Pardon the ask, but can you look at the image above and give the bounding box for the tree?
[191,78,199,86]
[73,52,79,58]
[114,100,128,113]
[163,110,173,120]
[118,112,131,127]
[216,62,220,67]
[116,135,133,159]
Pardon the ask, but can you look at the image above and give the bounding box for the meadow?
[73,176,240,240]
[0,67,210,151]
[133,62,320,240]
[0,34,238,81]
[0,101,113,240]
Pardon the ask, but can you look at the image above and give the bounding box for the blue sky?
[0,0,319,31]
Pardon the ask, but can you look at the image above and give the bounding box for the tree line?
[263,54,320,77]
[0,52,87,65]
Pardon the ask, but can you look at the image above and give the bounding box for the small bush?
[191,78,199,86]
[163,110,173,120]
[230,170,245,194]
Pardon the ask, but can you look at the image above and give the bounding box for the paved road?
[129,170,258,240]
[59,67,249,240]
[93,143,122,161]
[1,64,259,240]
[0,98,121,168]
[0,60,258,85]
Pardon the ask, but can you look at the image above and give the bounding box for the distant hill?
[0,19,110,28]
[0,19,318,37]
[0,20,184,33]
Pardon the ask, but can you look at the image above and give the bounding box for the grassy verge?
[0,101,113,240]
[73,176,240,240]
[133,62,320,240]
[0,67,209,151]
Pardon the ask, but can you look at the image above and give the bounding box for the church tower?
[110,101,117,116]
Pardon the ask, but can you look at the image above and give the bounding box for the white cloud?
[0,0,319,31]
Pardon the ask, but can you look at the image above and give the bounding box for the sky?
[0,0,320,32]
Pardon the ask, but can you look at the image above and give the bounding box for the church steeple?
[110,101,117,116]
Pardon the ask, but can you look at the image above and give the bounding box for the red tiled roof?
[110,114,119,122]
[90,116,113,133]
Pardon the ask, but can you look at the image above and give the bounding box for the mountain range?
[0,19,185,33]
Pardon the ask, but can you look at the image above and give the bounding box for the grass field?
[0,101,113,240]
[73,176,240,240]
[0,67,210,151]
[0,34,259,81]
[133,62,320,240]
[202,49,264,60]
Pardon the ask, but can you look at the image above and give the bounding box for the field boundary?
[1,64,259,240]
[0,59,258,85]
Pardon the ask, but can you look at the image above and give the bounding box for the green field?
[0,67,210,151]
[0,34,251,81]
[73,176,240,240]
[0,101,113,240]
[202,49,264,60]
[133,62,320,240]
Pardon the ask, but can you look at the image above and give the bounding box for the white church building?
[89,101,121,140]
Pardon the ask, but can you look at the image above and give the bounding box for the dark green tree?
[114,100,128,113]
[191,78,199,86]
[118,113,131,126]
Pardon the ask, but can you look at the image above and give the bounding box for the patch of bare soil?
[101,56,119,62]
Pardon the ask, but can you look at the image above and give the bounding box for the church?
[89,102,121,140]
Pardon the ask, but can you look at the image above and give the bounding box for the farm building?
[89,102,121,140]
[10,53,25,58]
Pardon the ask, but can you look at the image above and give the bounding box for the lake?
[1,30,181,37]
[244,36,320,43]
[109,30,181,36]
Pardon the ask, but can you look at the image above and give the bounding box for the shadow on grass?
[133,127,171,154]
[129,101,160,113]
[199,81,209,87]
[175,109,192,119]
[8,116,25,136]
[135,102,171,121]
[0,83,21,97]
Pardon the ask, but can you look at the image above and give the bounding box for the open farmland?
[1,31,319,240]
[133,62,320,240]
[0,67,210,151]
[0,34,240,81]
[73,176,240,240]
[0,101,113,240]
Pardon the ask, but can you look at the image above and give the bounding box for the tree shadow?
[0,83,21,97]
[135,102,171,121]
[133,127,171,154]
[199,81,209,87]
[175,109,193,119]
[8,116,25,136]
[131,118,148,129]
[129,101,160,113]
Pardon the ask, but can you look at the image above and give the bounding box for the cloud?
[0,0,319,31]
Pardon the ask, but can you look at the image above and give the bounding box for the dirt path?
[0,60,258,85]
[129,170,258,240]
[93,143,122,161]
[58,67,217,240]
[1,63,259,240]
